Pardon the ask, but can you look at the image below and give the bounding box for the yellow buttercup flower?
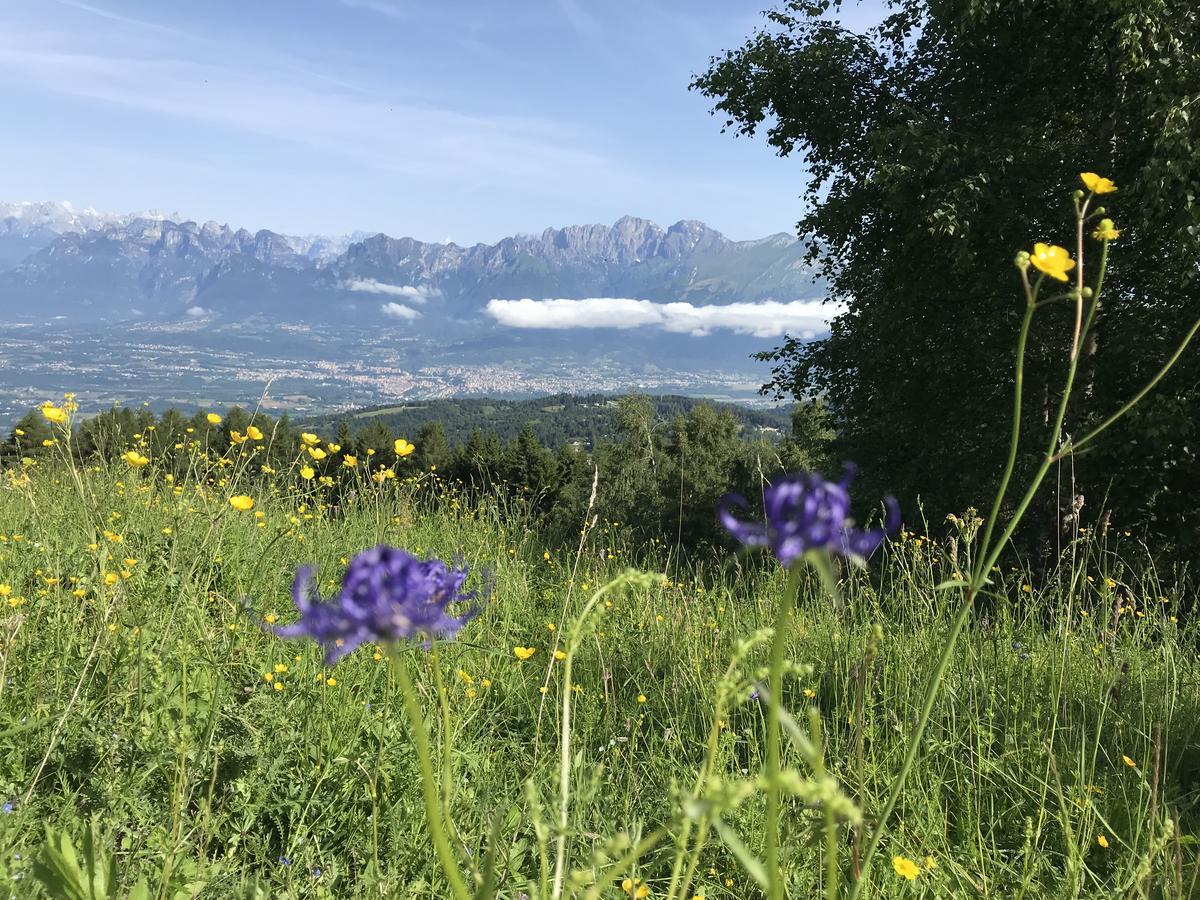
[300,465,315,480]
[513,646,536,660]
[246,425,264,440]
[41,405,68,424]
[206,412,222,425]
[1030,242,1075,282]
[621,879,650,898]
[1080,172,1117,194]
[923,856,937,871]
[307,446,327,460]
[1092,218,1120,241]
[1122,755,1137,768]
[892,855,920,880]
[394,438,415,457]
[300,432,320,446]
[229,495,255,511]
[554,650,567,660]
[230,430,247,444]
[342,455,358,468]
[123,451,150,468]
[1097,834,1109,848]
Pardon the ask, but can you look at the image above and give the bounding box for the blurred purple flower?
[268,546,480,664]
[720,465,899,566]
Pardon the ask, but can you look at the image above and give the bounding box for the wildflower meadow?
[1,175,1199,899]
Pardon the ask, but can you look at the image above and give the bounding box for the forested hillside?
[301,393,792,449]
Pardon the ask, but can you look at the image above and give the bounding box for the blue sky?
[1,0,886,244]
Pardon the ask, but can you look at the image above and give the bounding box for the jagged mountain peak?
[0,201,818,325]
[0,200,175,236]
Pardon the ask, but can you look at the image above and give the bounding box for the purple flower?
[269,546,480,664]
[720,465,899,567]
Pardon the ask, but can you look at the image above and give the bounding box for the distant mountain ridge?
[0,201,820,327]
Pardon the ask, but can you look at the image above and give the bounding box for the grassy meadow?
[0,429,1197,898]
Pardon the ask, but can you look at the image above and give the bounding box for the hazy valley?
[0,201,828,423]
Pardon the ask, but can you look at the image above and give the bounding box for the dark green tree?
[661,404,746,548]
[693,0,1200,553]
[596,395,666,539]
[501,425,556,500]
[6,410,52,460]
[413,421,452,473]
[780,399,835,473]
[455,429,504,488]
[355,419,395,470]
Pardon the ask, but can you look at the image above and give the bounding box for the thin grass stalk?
[764,564,805,900]
[387,644,473,900]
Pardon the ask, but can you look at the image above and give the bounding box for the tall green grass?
[0,454,1195,898]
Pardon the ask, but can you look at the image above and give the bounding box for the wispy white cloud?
[185,305,210,317]
[0,33,613,187]
[556,0,604,42]
[344,279,437,303]
[48,0,181,35]
[381,301,420,320]
[486,297,838,338]
[339,0,406,21]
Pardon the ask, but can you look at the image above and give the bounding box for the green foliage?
[1,395,828,557]
[693,0,1200,558]
[31,820,120,900]
[301,393,791,450]
[0,457,1195,896]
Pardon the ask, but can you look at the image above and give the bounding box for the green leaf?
[934,579,969,591]
[712,817,770,890]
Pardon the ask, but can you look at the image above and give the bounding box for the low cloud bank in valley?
[345,279,437,304]
[485,297,837,338]
[381,301,421,320]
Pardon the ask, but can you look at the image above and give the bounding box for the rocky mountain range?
[0,201,821,328]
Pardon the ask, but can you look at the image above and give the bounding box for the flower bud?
[1081,287,1093,299]
[1014,250,1030,270]
[1073,189,1085,201]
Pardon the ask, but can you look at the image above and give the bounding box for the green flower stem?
[855,224,1129,896]
[970,300,1038,579]
[765,564,805,900]
[429,646,451,799]
[973,240,1111,584]
[387,644,473,900]
[1060,316,1200,459]
[1070,195,1092,360]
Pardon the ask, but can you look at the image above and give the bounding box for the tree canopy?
[693,0,1200,556]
